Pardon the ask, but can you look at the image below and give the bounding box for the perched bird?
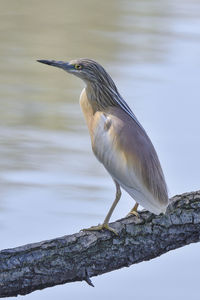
[37,58,168,234]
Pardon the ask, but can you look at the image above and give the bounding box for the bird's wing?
[91,107,168,215]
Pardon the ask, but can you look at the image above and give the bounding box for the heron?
[37,58,168,235]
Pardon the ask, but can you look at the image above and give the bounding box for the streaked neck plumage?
[85,79,119,113]
[84,76,143,130]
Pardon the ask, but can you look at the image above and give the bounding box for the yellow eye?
[74,64,82,70]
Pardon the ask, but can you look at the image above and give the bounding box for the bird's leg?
[82,181,121,235]
[127,202,139,217]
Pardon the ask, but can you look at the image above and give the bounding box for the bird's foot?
[81,223,118,235]
[126,210,139,218]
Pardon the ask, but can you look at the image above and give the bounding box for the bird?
[37,58,168,235]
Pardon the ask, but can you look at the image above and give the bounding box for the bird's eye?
[74,64,82,70]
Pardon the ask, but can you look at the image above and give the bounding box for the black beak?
[37,59,70,71]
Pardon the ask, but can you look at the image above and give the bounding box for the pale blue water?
[0,0,200,299]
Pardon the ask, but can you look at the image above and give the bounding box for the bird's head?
[37,58,112,86]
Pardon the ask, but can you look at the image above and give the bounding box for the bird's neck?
[85,81,120,113]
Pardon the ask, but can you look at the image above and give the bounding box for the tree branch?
[0,190,200,298]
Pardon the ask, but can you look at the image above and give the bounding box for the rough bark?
[0,190,200,298]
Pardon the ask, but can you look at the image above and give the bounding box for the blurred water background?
[0,0,200,299]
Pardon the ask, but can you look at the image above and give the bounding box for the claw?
[126,210,139,218]
[81,223,118,235]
